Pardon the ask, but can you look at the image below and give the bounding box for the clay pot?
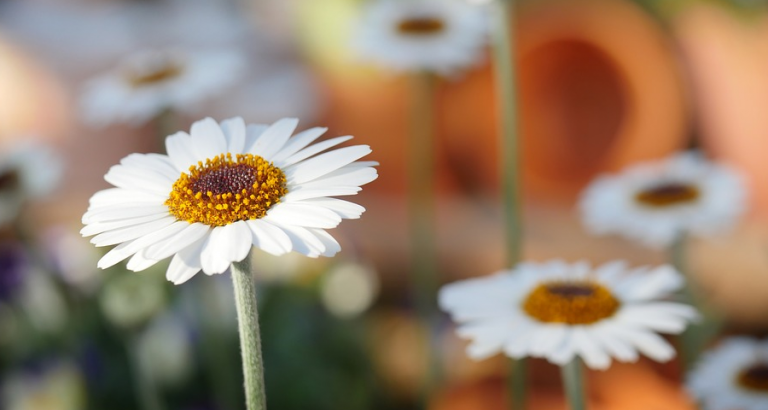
[674,4,768,214]
[438,0,689,200]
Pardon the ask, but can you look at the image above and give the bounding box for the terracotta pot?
[430,361,695,410]
[438,0,689,200]
[674,4,768,214]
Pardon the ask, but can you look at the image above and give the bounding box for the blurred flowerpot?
[439,0,690,201]
[429,361,694,410]
[674,4,768,214]
[0,37,69,146]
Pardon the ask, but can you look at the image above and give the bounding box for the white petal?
[528,325,569,358]
[294,166,378,189]
[88,188,166,207]
[280,187,362,202]
[190,117,227,161]
[592,323,639,362]
[278,136,353,168]
[246,220,292,256]
[571,327,612,370]
[81,213,169,237]
[300,198,366,219]
[220,117,246,153]
[144,222,211,260]
[120,153,179,180]
[97,222,188,269]
[616,326,676,363]
[243,124,269,153]
[126,249,161,272]
[200,222,253,275]
[285,145,372,184]
[270,127,328,163]
[265,221,325,257]
[165,131,198,173]
[250,118,299,161]
[265,203,342,229]
[104,165,171,195]
[617,265,683,301]
[308,228,341,257]
[90,217,176,246]
[83,205,169,224]
[166,234,208,285]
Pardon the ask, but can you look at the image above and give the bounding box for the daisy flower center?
[126,63,184,88]
[737,363,768,393]
[165,153,288,227]
[635,182,700,208]
[522,281,620,325]
[396,17,446,35]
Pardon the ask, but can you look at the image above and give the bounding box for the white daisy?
[81,48,245,127]
[0,141,63,225]
[439,260,698,370]
[579,152,747,248]
[353,0,488,75]
[81,117,377,285]
[688,337,768,410]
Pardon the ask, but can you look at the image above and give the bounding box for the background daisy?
[81,48,245,127]
[688,337,768,410]
[81,116,377,284]
[439,260,698,370]
[579,152,747,248]
[353,0,488,75]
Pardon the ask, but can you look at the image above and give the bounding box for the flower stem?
[669,234,719,375]
[231,254,267,410]
[491,0,526,408]
[561,358,587,410]
[407,71,442,398]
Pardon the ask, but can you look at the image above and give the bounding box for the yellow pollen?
[737,363,768,393]
[397,17,446,35]
[522,281,620,325]
[165,153,287,227]
[635,182,700,208]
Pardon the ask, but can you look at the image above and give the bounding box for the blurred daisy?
[81,117,377,285]
[688,337,768,410]
[579,152,746,248]
[0,141,63,225]
[353,0,488,75]
[1,360,85,410]
[439,260,698,370]
[81,48,245,127]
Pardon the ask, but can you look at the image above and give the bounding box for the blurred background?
[2,0,768,409]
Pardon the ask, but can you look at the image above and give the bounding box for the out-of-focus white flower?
[440,260,698,370]
[81,48,246,127]
[81,117,378,285]
[688,337,768,410]
[43,225,102,294]
[353,0,488,75]
[0,141,63,225]
[579,152,747,248]
[138,314,193,387]
[100,272,166,330]
[1,360,85,410]
[321,262,379,318]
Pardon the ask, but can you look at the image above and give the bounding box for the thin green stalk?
[669,234,720,375]
[560,359,587,410]
[491,0,526,409]
[407,71,442,397]
[231,254,267,410]
[154,108,180,150]
[127,335,165,410]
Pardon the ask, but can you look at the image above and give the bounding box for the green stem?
[561,359,587,410]
[491,0,526,409]
[407,71,442,399]
[231,255,267,410]
[127,335,165,410]
[154,108,180,150]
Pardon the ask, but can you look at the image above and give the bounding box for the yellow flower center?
[737,363,768,393]
[522,281,620,325]
[165,153,288,227]
[397,17,446,35]
[635,182,700,208]
[126,63,183,87]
